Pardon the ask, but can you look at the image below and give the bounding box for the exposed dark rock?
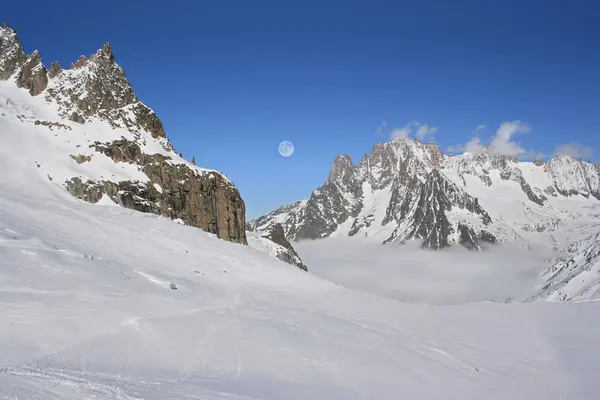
[72,55,88,69]
[262,223,307,271]
[458,224,480,251]
[533,157,545,166]
[70,154,92,164]
[48,61,62,78]
[16,50,48,95]
[75,139,248,244]
[349,213,375,236]
[384,170,491,249]
[479,230,497,244]
[0,26,27,80]
[70,112,85,124]
[519,177,547,206]
[544,186,558,197]
[33,120,71,130]
[130,102,166,139]
[500,168,512,180]
[479,174,492,186]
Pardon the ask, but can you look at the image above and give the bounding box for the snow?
[2,53,600,398]
[96,193,118,206]
[2,169,600,398]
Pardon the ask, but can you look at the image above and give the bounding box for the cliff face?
[0,25,246,245]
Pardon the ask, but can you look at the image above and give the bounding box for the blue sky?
[5,0,600,218]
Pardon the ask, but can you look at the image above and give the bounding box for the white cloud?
[449,121,531,157]
[449,135,485,155]
[465,136,485,154]
[376,120,388,136]
[488,121,530,157]
[415,124,439,141]
[390,127,411,141]
[389,121,437,142]
[554,143,593,160]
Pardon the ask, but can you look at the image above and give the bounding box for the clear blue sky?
[4,0,600,218]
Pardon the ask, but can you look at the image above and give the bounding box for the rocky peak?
[381,169,493,249]
[100,41,115,62]
[328,154,356,184]
[0,26,27,80]
[39,41,168,139]
[0,25,248,247]
[358,139,443,189]
[545,155,600,199]
[71,55,88,69]
[16,50,48,96]
[46,43,137,120]
[48,61,62,78]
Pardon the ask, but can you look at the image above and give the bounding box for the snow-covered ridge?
[0,25,248,244]
[252,138,600,251]
[531,232,600,301]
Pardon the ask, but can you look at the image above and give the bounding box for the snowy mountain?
[0,24,309,268]
[251,138,600,252]
[0,25,246,243]
[530,230,600,301]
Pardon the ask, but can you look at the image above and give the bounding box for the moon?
[278,141,295,157]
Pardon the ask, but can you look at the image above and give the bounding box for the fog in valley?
[295,238,555,305]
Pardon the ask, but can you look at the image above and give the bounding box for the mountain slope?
[531,231,600,301]
[2,120,600,399]
[0,25,247,244]
[251,139,600,251]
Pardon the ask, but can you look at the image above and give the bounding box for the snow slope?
[1,87,600,400]
[531,232,600,301]
[2,144,600,399]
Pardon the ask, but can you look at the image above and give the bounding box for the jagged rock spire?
[16,50,48,96]
[328,154,355,183]
[101,41,115,62]
[48,61,62,78]
[0,24,27,80]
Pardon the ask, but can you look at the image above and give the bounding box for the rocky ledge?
[66,139,247,244]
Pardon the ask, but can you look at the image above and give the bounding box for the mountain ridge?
[251,137,600,249]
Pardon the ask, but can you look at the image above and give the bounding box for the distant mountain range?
[249,134,600,300]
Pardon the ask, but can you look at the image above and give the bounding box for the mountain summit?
[251,137,600,250]
[0,25,247,244]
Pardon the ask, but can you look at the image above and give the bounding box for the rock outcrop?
[261,224,307,270]
[66,139,247,244]
[0,26,27,80]
[17,50,48,95]
[0,24,247,246]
